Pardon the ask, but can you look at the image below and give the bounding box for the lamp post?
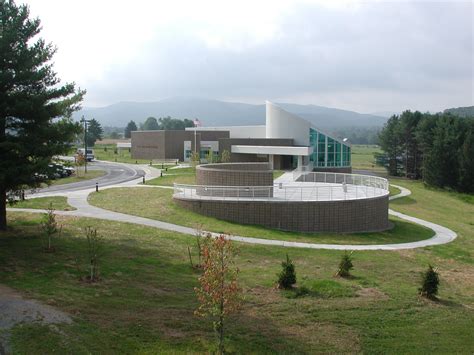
[80,116,92,173]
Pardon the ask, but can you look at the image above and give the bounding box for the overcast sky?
[23,0,473,113]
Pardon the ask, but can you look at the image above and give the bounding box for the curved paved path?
[8,168,457,251]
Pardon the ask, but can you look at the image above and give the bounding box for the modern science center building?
[132,101,391,233]
[131,101,352,173]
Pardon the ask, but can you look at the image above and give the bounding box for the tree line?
[378,111,474,193]
[333,126,380,145]
[124,116,194,138]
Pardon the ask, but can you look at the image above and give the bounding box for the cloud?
[23,0,473,112]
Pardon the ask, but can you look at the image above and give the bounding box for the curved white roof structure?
[265,101,310,146]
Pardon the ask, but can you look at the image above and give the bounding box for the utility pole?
[80,116,91,173]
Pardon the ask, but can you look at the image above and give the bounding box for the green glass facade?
[309,128,351,167]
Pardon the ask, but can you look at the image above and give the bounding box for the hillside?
[74,97,387,129]
[444,106,474,118]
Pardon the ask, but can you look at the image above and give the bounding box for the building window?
[317,131,326,167]
[200,148,211,159]
[309,128,351,168]
[335,141,341,167]
[342,145,351,166]
[327,137,335,167]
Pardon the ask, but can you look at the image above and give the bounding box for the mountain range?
[74,97,389,129]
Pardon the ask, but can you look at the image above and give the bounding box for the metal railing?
[296,171,389,191]
[173,172,389,202]
[174,184,274,200]
[292,162,314,181]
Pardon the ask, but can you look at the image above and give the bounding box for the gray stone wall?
[174,195,389,233]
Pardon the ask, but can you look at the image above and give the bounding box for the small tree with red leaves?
[195,234,241,354]
[75,151,86,177]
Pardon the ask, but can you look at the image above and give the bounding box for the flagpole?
[193,118,200,157]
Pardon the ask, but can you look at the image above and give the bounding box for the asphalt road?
[31,161,145,194]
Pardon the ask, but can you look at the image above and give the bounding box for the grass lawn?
[389,184,401,196]
[88,187,433,245]
[146,167,197,186]
[351,145,387,175]
[88,144,150,164]
[2,205,473,353]
[273,170,285,179]
[9,196,75,211]
[3,141,472,353]
[46,168,106,187]
[388,178,474,264]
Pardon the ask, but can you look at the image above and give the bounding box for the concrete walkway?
[0,285,72,354]
[7,168,457,251]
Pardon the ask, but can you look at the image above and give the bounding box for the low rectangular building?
[131,130,229,161]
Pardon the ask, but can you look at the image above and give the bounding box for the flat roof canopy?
[231,145,313,156]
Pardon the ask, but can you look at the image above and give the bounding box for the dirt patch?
[0,284,72,354]
[395,249,418,260]
[356,287,389,300]
[438,267,474,308]
[281,322,361,353]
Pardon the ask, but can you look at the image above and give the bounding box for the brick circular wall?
[196,163,273,187]
[174,195,389,233]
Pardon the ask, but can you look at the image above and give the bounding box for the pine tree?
[86,118,103,146]
[336,251,354,278]
[423,115,461,189]
[277,254,296,289]
[378,115,403,176]
[419,265,439,299]
[415,113,438,180]
[458,119,474,193]
[399,110,423,178]
[0,0,85,230]
[124,120,137,138]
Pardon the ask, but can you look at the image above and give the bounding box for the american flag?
[193,118,201,127]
